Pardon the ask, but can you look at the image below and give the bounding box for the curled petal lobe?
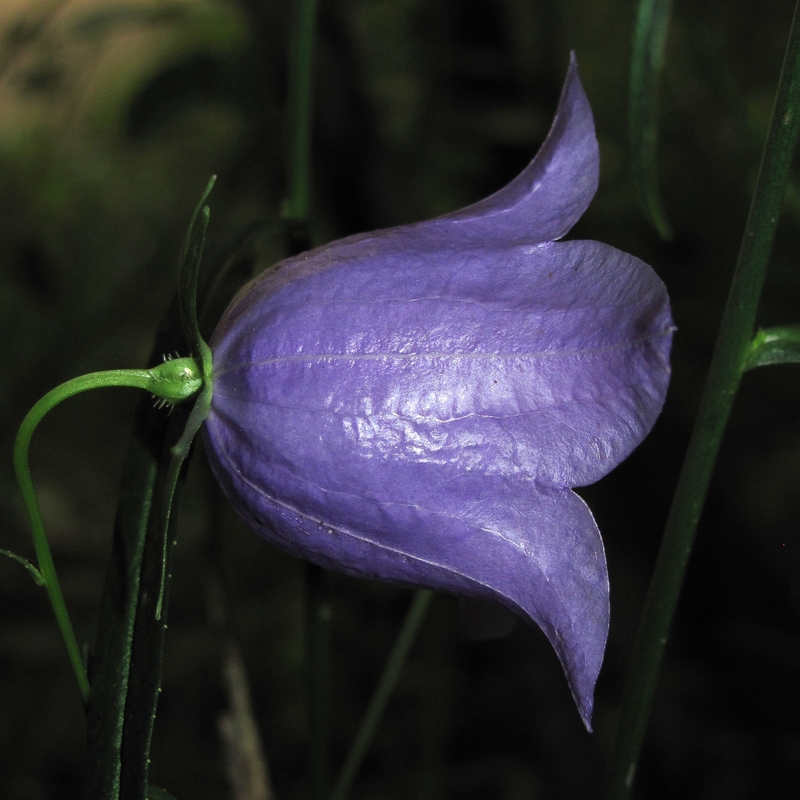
[441,51,599,244]
[204,54,673,728]
[205,434,608,728]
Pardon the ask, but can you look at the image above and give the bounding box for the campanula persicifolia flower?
[203,54,673,728]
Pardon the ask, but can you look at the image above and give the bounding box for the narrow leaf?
[119,387,193,800]
[744,325,800,369]
[0,548,44,585]
[86,180,217,799]
[610,2,800,795]
[629,0,674,240]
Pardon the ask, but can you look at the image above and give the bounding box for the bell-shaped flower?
[203,54,673,729]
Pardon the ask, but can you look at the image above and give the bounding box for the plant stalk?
[609,3,800,796]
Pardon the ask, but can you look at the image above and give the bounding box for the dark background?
[1,1,799,798]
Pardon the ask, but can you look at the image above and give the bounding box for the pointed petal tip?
[566,50,579,80]
[580,707,594,733]
[556,636,600,733]
[432,50,597,245]
[566,653,596,732]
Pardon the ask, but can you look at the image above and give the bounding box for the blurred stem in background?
[285,0,318,255]
[281,5,438,800]
[283,2,331,799]
[330,590,435,800]
[304,562,332,800]
[609,2,800,797]
[629,0,674,240]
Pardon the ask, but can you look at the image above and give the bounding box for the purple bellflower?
[203,54,673,729]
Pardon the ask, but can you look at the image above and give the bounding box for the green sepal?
[155,176,218,619]
[0,548,45,585]
[744,325,800,370]
[179,175,216,379]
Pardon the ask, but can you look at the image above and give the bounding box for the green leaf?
[0,548,44,585]
[121,357,195,800]
[629,0,674,240]
[744,325,800,369]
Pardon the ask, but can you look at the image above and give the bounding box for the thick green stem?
[609,4,800,797]
[13,360,202,706]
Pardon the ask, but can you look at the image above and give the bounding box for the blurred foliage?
[1,1,799,799]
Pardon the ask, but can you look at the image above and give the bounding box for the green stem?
[629,0,674,240]
[609,4,800,797]
[305,562,332,800]
[14,360,203,706]
[154,382,213,622]
[84,415,159,800]
[331,590,434,800]
[119,410,192,800]
[285,0,318,225]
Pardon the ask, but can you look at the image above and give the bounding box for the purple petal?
[210,238,671,492]
[204,53,673,727]
[202,430,608,728]
[204,230,669,727]
[435,51,598,244]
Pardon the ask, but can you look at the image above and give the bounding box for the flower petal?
[205,52,672,729]
[202,428,608,728]
[434,51,598,244]
[211,237,671,491]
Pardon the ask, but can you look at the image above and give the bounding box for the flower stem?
[609,3,800,796]
[13,361,203,706]
[331,590,434,800]
[285,0,318,227]
[629,0,674,240]
[305,562,331,800]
